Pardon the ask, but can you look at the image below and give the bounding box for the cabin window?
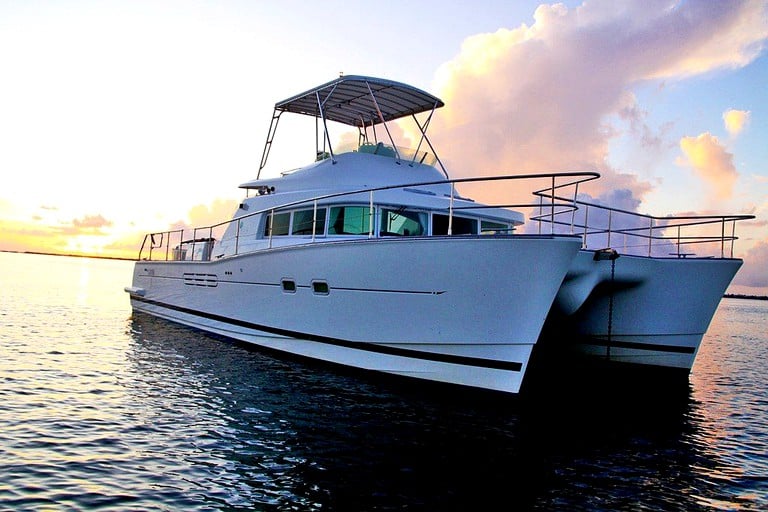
[380,208,426,236]
[481,220,510,235]
[292,208,327,235]
[312,281,329,295]
[281,279,296,293]
[264,212,290,236]
[238,217,260,238]
[328,206,371,235]
[432,214,478,235]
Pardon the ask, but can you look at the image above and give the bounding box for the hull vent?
[183,273,218,287]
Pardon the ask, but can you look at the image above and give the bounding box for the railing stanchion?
[648,219,654,257]
[268,210,274,249]
[369,191,374,238]
[235,219,241,256]
[313,199,318,242]
[570,182,579,235]
[721,218,726,258]
[538,195,543,235]
[607,210,612,248]
[550,176,555,234]
[209,227,214,259]
[448,184,454,235]
[583,206,589,248]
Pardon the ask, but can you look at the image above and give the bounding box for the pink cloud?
[428,0,767,204]
[72,214,112,229]
[723,109,751,137]
[53,214,115,236]
[170,198,240,236]
[677,132,738,200]
[733,239,768,288]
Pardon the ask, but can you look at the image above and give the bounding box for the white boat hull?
[127,235,582,394]
[545,250,743,370]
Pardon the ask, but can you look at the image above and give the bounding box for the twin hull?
[128,236,582,394]
[546,251,743,370]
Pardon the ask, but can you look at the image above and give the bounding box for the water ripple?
[1,253,767,510]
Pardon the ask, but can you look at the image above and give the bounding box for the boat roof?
[274,75,444,128]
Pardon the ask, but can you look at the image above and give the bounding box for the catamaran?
[125,74,752,393]
[125,75,592,394]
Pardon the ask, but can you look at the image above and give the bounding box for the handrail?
[137,170,752,262]
[136,171,600,261]
[531,189,755,258]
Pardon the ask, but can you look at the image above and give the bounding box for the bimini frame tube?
[255,75,448,179]
[410,103,449,178]
[315,89,337,164]
[257,110,282,179]
[365,80,401,163]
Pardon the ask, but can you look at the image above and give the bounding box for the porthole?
[281,279,296,293]
[312,281,329,295]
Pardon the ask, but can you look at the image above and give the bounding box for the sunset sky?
[1,0,766,294]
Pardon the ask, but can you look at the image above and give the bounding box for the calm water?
[1,252,766,511]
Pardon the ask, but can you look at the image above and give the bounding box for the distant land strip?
[724,294,768,301]
[1,250,134,262]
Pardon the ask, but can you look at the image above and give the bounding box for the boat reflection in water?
[127,309,764,510]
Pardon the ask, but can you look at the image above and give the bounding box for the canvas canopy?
[274,75,444,128]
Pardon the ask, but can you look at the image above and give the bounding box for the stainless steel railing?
[136,171,600,261]
[530,189,754,258]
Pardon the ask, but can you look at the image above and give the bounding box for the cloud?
[170,198,240,236]
[733,239,768,288]
[677,133,738,200]
[72,214,112,230]
[723,109,751,136]
[428,0,768,205]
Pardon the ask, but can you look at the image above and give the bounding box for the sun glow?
[0,0,765,293]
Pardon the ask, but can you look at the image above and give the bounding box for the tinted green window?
[328,206,371,235]
[432,214,477,235]
[481,220,510,234]
[312,281,329,295]
[292,208,327,235]
[264,212,290,236]
[381,209,426,236]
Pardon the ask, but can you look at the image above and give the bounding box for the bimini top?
[274,75,444,127]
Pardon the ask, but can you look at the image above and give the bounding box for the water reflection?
[125,312,743,511]
[689,299,768,509]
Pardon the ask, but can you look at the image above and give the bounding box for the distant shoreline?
[0,250,135,262]
[724,294,768,301]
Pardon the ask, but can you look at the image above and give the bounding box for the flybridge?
[257,75,447,178]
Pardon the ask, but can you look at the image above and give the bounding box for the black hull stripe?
[130,296,523,372]
[579,338,696,354]
[156,274,445,295]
